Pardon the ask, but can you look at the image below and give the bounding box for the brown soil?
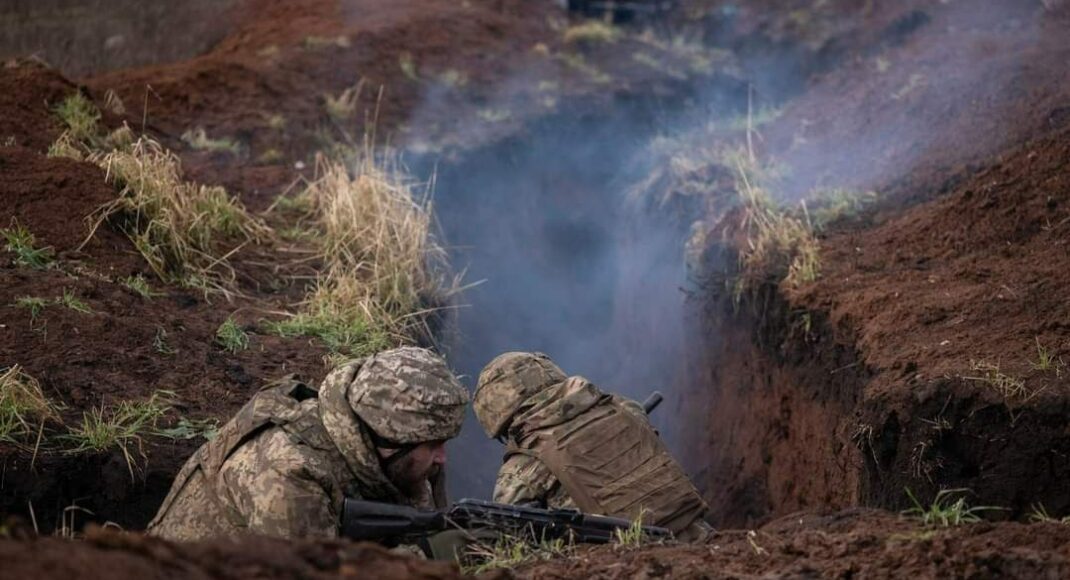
[0,59,79,151]
[682,0,1070,528]
[82,0,722,204]
[521,510,1070,579]
[0,60,328,529]
[0,526,466,579]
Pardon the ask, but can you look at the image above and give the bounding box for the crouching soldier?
[148,346,469,541]
[473,351,712,542]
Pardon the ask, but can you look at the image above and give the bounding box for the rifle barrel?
[642,391,664,414]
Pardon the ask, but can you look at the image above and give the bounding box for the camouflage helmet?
[473,352,566,438]
[321,347,468,455]
[350,346,469,444]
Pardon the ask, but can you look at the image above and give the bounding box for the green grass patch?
[215,317,250,353]
[463,534,574,575]
[122,274,160,298]
[265,304,390,357]
[1,221,54,269]
[14,296,48,327]
[1031,337,1063,373]
[86,137,270,292]
[60,391,173,477]
[902,488,1001,527]
[53,93,101,145]
[56,289,92,314]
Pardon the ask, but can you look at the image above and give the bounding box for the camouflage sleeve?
[221,429,339,539]
[493,454,556,506]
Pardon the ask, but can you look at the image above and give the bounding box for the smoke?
[420,103,701,498]
[400,0,1051,500]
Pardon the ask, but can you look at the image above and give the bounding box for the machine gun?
[341,497,672,546]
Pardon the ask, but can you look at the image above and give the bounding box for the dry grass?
[84,137,270,291]
[729,148,820,301]
[181,128,242,156]
[563,21,621,45]
[325,81,366,122]
[0,366,61,447]
[464,534,574,575]
[267,146,457,353]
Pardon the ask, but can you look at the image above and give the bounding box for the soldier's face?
[386,439,448,495]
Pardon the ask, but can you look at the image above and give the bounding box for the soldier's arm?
[222,431,339,539]
[243,466,338,538]
[493,454,558,506]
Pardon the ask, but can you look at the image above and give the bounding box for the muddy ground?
[2,0,1070,577]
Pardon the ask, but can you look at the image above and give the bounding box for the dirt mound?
[762,0,1070,203]
[683,0,1070,527]
[0,59,78,151]
[789,124,1070,514]
[0,64,328,531]
[520,510,1070,579]
[0,527,465,580]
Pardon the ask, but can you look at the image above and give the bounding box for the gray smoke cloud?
[400,0,1051,500]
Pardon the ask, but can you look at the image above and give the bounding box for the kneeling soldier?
[473,351,711,542]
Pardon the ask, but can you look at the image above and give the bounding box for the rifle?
[340,497,672,546]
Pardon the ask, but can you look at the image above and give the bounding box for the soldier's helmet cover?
[474,351,566,438]
[321,346,469,456]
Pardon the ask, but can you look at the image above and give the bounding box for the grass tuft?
[563,21,621,45]
[963,360,1027,400]
[215,317,250,353]
[1031,337,1063,373]
[613,510,650,548]
[269,148,457,352]
[14,296,48,327]
[85,137,270,291]
[122,274,160,298]
[1029,503,1070,525]
[325,81,366,122]
[61,392,173,477]
[181,128,242,155]
[902,488,1000,527]
[728,148,820,300]
[53,93,101,145]
[463,534,574,575]
[0,366,61,446]
[153,327,176,355]
[56,289,92,314]
[1,221,54,269]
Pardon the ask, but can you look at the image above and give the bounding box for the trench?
[419,86,745,499]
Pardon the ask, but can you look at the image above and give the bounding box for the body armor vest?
[506,381,708,535]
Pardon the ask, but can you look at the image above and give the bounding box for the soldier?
[473,351,712,542]
[148,346,469,541]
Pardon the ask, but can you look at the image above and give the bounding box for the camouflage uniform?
[475,352,712,543]
[494,393,646,509]
[148,347,469,542]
